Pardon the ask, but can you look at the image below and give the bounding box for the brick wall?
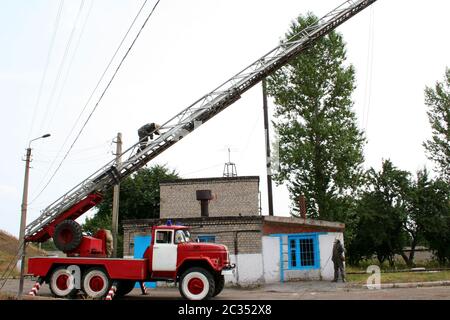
[123,216,264,257]
[159,176,260,219]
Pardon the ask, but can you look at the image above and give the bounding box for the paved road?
[1,278,449,300]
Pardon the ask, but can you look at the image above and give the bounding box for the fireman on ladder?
[138,122,161,151]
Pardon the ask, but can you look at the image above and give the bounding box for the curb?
[360,280,450,289]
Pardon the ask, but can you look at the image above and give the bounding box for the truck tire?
[82,268,110,299]
[213,275,225,297]
[115,280,136,297]
[53,220,82,252]
[179,267,215,300]
[49,266,77,298]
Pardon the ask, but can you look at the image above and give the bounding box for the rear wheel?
[179,267,215,300]
[49,266,77,298]
[82,268,110,299]
[115,280,136,297]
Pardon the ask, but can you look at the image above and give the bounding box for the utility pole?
[18,147,31,298]
[18,133,50,298]
[112,132,122,258]
[262,79,274,216]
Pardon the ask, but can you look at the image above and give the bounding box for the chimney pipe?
[299,195,307,219]
[196,190,213,217]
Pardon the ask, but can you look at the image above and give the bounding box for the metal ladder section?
[25,0,376,241]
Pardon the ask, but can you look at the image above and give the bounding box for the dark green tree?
[266,13,365,221]
[348,160,410,266]
[423,68,450,181]
[414,175,450,264]
[83,165,179,256]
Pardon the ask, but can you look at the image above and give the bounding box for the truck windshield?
[174,229,193,243]
[183,230,192,242]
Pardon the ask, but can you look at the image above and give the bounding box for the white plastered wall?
[262,236,280,283]
[319,232,344,280]
[225,253,265,286]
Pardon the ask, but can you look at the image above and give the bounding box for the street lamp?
[18,133,51,298]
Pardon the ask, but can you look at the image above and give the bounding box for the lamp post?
[18,133,50,298]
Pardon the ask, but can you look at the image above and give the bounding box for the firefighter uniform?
[138,123,161,150]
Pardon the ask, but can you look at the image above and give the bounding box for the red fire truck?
[28,222,234,300]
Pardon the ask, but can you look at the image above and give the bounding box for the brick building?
[123,176,345,286]
[160,176,260,218]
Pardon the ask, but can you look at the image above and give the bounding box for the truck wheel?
[82,268,110,299]
[213,275,225,297]
[53,220,82,252]
[49,266,77,298]
[179,267,215,300]
[115,280,136,297]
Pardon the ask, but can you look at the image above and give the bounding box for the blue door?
[134,235,156,289]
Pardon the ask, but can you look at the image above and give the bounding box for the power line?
[30,0,161,204]
[362,6,375,135]
[30,0,150,201]
[27,0,65,142]
[38,0,86,133]
[46,0,95,131]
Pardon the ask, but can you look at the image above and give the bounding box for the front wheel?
[213,275,225,297]
[179,267,215,300]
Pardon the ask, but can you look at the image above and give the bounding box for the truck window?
[174,230,186,244]
[155,230,172,244]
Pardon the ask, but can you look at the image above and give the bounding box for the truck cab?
[145,224,234,300]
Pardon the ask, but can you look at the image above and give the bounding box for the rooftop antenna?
[223,147,237,177]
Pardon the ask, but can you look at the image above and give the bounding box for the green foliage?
[347,161,450,266]
[82,165,179,256]
[266,13,365,220]
[348,160,410,265]
[414,176,450,264]
[423,67,450,181]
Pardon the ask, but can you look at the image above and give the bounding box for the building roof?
[160,176,260,185]
[123,215,345,233]
[263,216,345,229]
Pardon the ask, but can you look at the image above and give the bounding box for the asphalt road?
[1,278,449,300]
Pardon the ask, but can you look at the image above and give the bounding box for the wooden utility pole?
[112,132,122,257]
[262,79,274,216]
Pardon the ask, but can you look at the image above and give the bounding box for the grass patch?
[0,230,48,277]
[347,270,450,284]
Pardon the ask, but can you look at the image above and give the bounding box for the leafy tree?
[83,165,179,256]
[423,68,450,181]
[266,13,365,221]
[348,160,410,266]
[414,175,450,264]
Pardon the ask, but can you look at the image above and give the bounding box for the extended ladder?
[25,0,377,242]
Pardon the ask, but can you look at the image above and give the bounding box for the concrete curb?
[360,280,450,289]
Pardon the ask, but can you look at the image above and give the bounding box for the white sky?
[0,0,448,237]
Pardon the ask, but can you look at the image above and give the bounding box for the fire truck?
[22,0,376,300]
[28,223,233,300]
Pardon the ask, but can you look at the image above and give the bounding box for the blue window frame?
[198,235,216,243]
[288,234,320,270]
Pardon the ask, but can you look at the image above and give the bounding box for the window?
[288,235,319,270]
[174,230,186,244]
[197,235,216,243]
[155,230,172,244]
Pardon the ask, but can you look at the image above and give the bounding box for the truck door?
[152,230,177,271]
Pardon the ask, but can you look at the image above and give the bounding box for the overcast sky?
[0,0,449,237]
